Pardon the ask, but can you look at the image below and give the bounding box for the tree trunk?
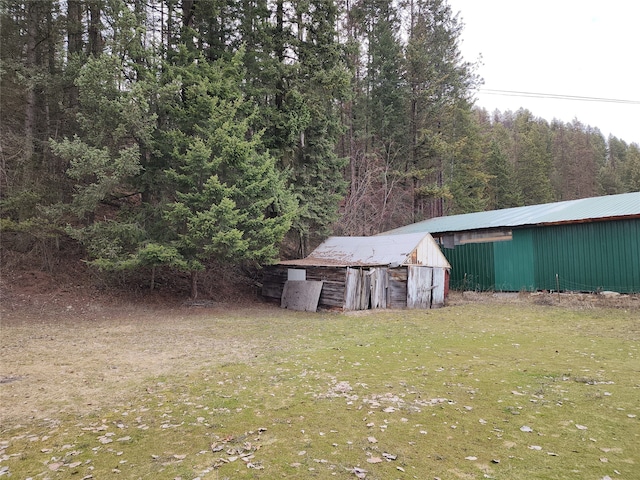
[24,1,37,164]
[190,270,198,299]
[67,0,83,54]
[87,0,103,57]
[150,266,156,291]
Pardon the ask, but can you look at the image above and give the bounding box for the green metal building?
[384,192,640,293]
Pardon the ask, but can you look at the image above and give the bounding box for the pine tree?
[623,143,640,191]
[404,0,480,220]
[483,122,522,209]
[154,51,297,297]
[286,0,350,251]
[512,110,554,204]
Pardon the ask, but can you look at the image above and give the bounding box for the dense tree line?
[2,0,639,296]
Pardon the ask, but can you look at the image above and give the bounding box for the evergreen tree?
[154,51,297,297]
[512,110,554,204]
[551,119,601,200]
[45,5,296,298]
[481,120,522,209]
[336,0,411,235]
[48,14,158,271]
[404,0,480,220]
[623,143,640,191]
[445,105,489,214]
[286,0,350,253]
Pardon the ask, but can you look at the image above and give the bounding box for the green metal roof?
[384,192,640,235]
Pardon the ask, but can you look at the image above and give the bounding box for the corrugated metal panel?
[532,219,640,293]
[444,243,495,291]
[281,232,449,268]
[384,192,640,235]
[494,230,535,291]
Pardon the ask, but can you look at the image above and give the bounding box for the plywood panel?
[281,280,324,312]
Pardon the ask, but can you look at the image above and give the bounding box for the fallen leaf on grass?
[351,466,367,478]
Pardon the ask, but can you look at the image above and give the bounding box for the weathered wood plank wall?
[263,265,438,311]
[262,266,346,308]
[388,268,408,309]
[407,266,433,309]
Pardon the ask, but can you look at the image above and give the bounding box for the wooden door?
[407,266,433,309]
[370,267,388,309]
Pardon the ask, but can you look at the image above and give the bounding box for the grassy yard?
[1,296,639,479]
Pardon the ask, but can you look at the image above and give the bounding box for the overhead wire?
[477,89,640,105]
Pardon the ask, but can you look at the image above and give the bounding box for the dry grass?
[1,291,639,479]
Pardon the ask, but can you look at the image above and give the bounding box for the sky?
[447,0,640,145]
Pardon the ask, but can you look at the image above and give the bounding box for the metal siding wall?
[443,243,495,290]
[533,219,640,293]
[493,230,535,291]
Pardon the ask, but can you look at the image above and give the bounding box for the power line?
[478,89,640,105]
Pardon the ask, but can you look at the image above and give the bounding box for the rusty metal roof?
[280,232,448,267]
[383,192,640,235]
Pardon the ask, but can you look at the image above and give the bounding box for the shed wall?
[262,266,347,308]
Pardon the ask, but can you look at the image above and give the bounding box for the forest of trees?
[2,0,639,297]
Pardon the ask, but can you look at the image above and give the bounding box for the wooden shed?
[262,232,451,311]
